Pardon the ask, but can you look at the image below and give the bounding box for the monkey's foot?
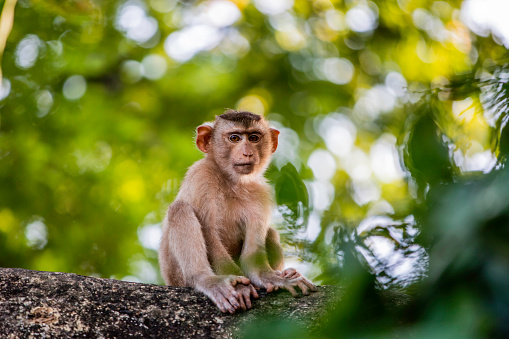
[277,268,317,295]
[252,270,317,297]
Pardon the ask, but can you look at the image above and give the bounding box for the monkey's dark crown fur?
[219,110,262,126]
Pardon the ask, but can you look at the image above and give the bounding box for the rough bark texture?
[0,267,340,338]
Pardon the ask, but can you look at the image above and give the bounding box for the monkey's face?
[222,129,266,176]
[196,115,279,180]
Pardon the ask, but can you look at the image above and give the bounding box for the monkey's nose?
[243,146,254,157]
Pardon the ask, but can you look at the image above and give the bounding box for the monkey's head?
[196,110,279,179]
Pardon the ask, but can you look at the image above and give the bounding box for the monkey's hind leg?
[161,200,245,313]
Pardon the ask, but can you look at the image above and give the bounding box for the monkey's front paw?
[234,284,259,311]
[196,275,249,314]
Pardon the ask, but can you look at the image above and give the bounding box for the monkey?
[159,109,316,314]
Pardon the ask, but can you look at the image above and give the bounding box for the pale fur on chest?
[177,159,273,236]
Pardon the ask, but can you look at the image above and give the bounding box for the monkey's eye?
[229,134,241,142]
[248,134,260,143]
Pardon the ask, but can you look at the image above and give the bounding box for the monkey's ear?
[270,128,280,153]
[196,125,213,153]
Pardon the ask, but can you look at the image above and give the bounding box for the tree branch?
[0,267,339,338]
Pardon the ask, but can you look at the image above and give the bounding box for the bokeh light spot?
[25,219,48,250]
[121,60,143,83]
[138,224,162,251]
[237,95,267,116]
[461,0,509,47]
[254,0,293,16]
[318,114,357,158]
[63,75,87,101]
[164,25,222,62]
[141,54,167,80]
[316,57,355,85]
[203,0,241,27]
[149,0,177,13]
[308,149,337,181]
[0,78,11,101]
[35,90,53,118]
[370,134,405,183]
[116,0,159,44]
[15,34,41,69]
[325,9,347,32]
[345,4,378,33]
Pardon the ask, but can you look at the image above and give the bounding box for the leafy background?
[1,0,508,336]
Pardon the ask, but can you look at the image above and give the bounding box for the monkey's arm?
[161,201,249,313]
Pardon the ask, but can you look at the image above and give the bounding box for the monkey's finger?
[242,290,252,309]
[238,276,251,285]
[285,285,298,297]
[227,294,240,310]
[228,286,239,299]
[283,268,297,278]
[237,292,247,311]
[216,296,234,314]
[288,276,304,284]
[297,281,309,295]
[285,272,299,280]
[223,298,237,314]
[230,276,250,286]
[220,294,237,313]
[236,288,249,310]
[301,278,317,291]
[225,302,236,314]
[215,301,227,313]
[249,284,259,299]
[307,283,317,292]
[220,286,240,309]
[290,272,301,279]
[224,288,241,310]
[266,283,275,293]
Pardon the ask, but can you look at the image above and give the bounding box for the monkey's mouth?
[235,163,254,166]
[234,163,255,173]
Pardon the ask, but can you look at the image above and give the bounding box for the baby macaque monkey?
[159,109,316,313]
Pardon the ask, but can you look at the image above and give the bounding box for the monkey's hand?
[249,270,315,297]
[234,283,259,311]
[195,275,251,314]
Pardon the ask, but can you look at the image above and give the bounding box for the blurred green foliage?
[1,0,509,336]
